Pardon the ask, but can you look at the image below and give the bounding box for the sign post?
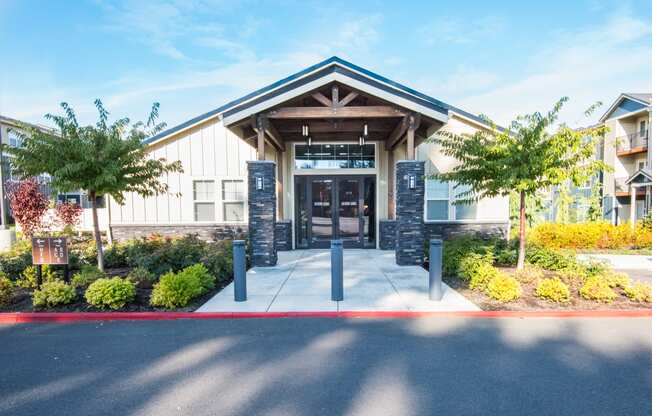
[31,237,70,287]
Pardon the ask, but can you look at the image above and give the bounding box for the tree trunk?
[90,190,104,271]
[516,191,526,270]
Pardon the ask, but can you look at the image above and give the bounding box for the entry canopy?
[626,168,652,186]
[145,56,494,151]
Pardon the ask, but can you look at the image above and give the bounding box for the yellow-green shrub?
[459,253,498,291]
[535,278,570,303]
[555,268,588,285]
[529,221,652,250]
[150,269,204,309]
[85,278,136,310]
[513,264,545,284]
[603,271,631,289]
[32,280,76,308]
[623,282,652,303]
[0,274,13,306]
[580,276,617,303]
[17,265,58,289]
[486,274,521,303]
[71,265,106,288]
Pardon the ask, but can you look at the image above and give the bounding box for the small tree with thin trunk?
[6,178,50,238]
[429,97,608,269]
[55,201,82,233]
[4,100,182,270]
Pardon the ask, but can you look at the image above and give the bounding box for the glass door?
[337,178,361,245]
[310,179,334,247]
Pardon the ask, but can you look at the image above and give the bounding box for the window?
[193,180,215,221]
[7,129,22,148]
[639,161,647,170]
[294,143,375,169]
[425,179,478,221]
[222,180,244,222]
[640,120,647,137]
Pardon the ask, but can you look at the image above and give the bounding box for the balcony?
[615,177,646,197]
[616,130,648,155]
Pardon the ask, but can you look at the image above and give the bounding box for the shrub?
[104,243,129,268]
[529,221,652,250]
[0,274,13,306]
[6,179,49,238]
[32,280,76,308]
[126,235,207,276]
[535,278,570,303]
[0,239,33,278]
[486,274,521,302]
[201,240,234,284]
[513,264,545,284]
[458,253,498,291]
[623,282,652,303]
[441,236,497,277]
[580,276,618,303]
[178,263,214,293]
[85,278,136,310]
[71,265,106,288]
[525,246,578,271]
[603,271,631,289]
[17,265,59,289]
[127,267,157,288]
[494,248,518,267]
[150,270,204,309]
[555,268,588,286]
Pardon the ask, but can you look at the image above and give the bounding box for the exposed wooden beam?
[255,115,265,160]
[275,120,395,134]
[338,91,359,107]
[251,115,285,157]
[385,117,409,150]
[406,113,421,160]
[279,132,387,142]
[264,121,285,152]
[267,106,406,119]
[311,92,333,107]
[332,85,339,107]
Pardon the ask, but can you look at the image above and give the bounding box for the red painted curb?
[0,309,651,323]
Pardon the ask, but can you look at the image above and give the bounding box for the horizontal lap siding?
[109,119,256,225]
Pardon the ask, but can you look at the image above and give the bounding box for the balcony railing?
[616,130,648,153]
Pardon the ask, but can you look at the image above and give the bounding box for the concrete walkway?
[197,249,479,312]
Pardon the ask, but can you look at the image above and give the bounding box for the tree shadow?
[1,317,652,415]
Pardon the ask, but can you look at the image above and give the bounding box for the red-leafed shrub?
[6,179,49,238]
[55,201,82,230]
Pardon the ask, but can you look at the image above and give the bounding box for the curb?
[1,309,652,323]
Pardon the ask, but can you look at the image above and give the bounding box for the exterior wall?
[111,223,247,242]
[109,118,256,226]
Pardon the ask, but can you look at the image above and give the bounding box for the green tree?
[5,100,182,270]
[585,179,603,222]
[430,97,608,269]
[555,183,572,224]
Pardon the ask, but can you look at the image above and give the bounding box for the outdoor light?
[359,135,364,146]
[408,175,416,190]
[256,177,264,190]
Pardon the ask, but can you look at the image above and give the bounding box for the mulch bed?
[0,268,233,313]
[445,267,652,311]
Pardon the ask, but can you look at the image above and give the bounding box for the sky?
[1,0,652,130]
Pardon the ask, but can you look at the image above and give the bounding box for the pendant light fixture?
[302,125,311,147]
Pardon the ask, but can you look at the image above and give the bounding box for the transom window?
[222,180,245,222]
[425,179,477,221]
[294,143,375,169]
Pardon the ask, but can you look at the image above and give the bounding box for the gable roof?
[625,168,652,186]
[599,93,652,122]
[145,56,494,145]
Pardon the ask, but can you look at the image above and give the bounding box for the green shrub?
[104,243,129,268]
[486,274,521,302]
[201,240,234,284]
[127,267,157,288]
[441,236,497,277]
[0,239,32,278]
[71,265,106,288]
[535,278,570,303]
[494,248,518,267]
[555,268,588,285]
[178,263,214,293]
[525,246,578,271]
[126,235,207,276]
[0,274,13,306]
[458,253,499,291]
[17,265,59,289]
[513,264,545,284]
[150,270,204,309]
[32,280,76,308]
[85,278,136,310]
[623,282,652,303]
[580,276,618,303]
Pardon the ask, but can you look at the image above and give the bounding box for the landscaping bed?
[432,234,652,312]
[0,234,239,312]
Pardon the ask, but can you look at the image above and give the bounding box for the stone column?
[395,160,425,265]
[247,160,277,267]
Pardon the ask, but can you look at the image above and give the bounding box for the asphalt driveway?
[1,317,652,416]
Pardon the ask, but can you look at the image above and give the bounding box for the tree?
[6,178,50,238]
[585,179,603,222]
[555,183,572,224]
[430,97,608,269]
[5,100,182,270]
[55,201,82,233]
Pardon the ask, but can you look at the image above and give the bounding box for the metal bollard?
[429,239,443,301]
[233,240,247,302]
[331,240,343,301]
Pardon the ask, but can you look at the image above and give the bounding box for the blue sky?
[1,0,651,129]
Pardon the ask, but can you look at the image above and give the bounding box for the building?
[600,93,652,224]
[108,57,509,264]
[0,115,109,231]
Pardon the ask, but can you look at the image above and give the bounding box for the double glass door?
[295,175,375,248]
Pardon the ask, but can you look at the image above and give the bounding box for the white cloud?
[457,12,652,127]
[419,15,505,45]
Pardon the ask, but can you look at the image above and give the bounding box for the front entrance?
[295,175,376,248]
